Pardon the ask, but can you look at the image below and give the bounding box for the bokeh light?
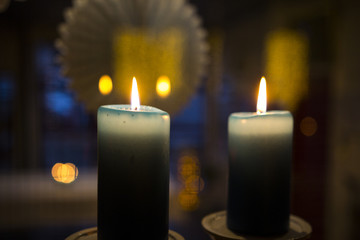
[51,163,79,184]
[177,152,204,211]
[156,75,171,98]
[113,28,183,103]
[178,190,199,211]
[98,75,113,95]
[265,29,309,111]
[184,176,205,193]
[300,116,318,137]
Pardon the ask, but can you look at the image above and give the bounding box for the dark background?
[1,0,360,239]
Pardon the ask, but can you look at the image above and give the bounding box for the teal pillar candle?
[227,111,293,235]
[97,105,170,240]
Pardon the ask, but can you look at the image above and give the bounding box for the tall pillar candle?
[227,77,293,235]
[98,105,170,240]
[97,79,170,239]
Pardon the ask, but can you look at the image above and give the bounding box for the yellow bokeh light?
[300,116,318,137]
[98,75,113,95]
[51,163,79,184]
[184,176,205,193]
[177,151,203,211]
[178,154,200,181]
[265,29,309,111]
[156,76,171,98]
[178,190,199,211]
[113,28,183,103]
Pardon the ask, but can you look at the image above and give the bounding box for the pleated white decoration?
[56,0,208,114]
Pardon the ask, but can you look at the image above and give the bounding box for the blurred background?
[1,0,360,239]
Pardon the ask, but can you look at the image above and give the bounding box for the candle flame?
[257,77,267,114]
[131,77,140,110]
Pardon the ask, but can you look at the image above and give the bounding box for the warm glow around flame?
[257,77,267,114]
[131,77,140,110]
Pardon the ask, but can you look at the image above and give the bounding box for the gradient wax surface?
[227,111,293,235]
[97,105,170,240]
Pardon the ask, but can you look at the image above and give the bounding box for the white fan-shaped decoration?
[56,0,208,114]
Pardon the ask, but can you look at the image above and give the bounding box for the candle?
[97,77,170,240]
[227,77,293,236]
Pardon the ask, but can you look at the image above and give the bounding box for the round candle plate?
[201,211,312,240]
[65,227,184,240]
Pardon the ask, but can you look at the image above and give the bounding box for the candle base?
[201,211,311,240]
[227,211,289,236]
[65,227,184,240]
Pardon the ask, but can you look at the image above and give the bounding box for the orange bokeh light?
[51,163,79,184]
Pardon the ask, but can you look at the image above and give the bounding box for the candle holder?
[201,211,312,240]
[65,227,185,240]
